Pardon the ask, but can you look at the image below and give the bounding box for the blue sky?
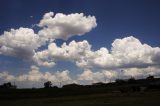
[1,0,160,46]
[0,0,160,87]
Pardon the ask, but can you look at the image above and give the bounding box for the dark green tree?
[44,81,52,88]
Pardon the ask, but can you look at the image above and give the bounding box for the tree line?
[1,75,160,92]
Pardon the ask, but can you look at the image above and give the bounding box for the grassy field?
[1,91,160,106]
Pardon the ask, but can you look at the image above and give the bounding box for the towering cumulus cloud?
[0,12,160,87]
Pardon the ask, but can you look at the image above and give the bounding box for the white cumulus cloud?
[36,36,160,69]
[1,11,160,88]
[0,28,42,59]
[0,66,72,88]
[33,40,91,67]
[0,12,97,67]
[77,69,118,85]
[38,12,97,40]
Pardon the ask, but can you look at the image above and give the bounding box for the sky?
[0,0,160,88]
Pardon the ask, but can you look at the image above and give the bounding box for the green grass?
[1,91,160,106]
